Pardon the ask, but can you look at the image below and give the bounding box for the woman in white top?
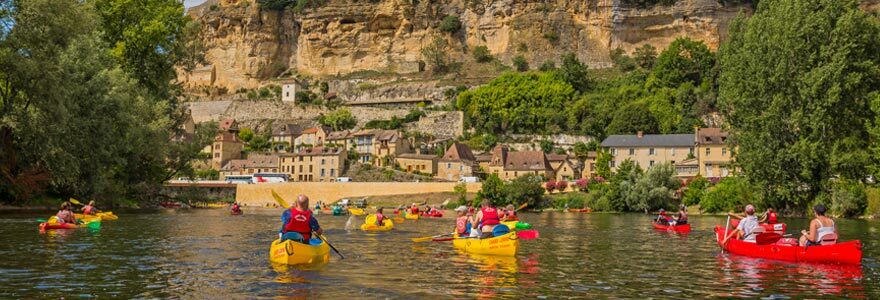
[799,204,836,247]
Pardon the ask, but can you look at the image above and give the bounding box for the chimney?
[416,148,422,155]
[637,131,644,139]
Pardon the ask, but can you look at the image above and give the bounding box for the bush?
[545,180,556,193]
[539,60,556,71]
[575,178,588,192]
[831,180,867,218]
[472,46,492,63]
[503,175,545,208]
[866,187,880,218]
[512,55,529,72]
[476,174,505,206]
[700,177,757,213]
[553,193,587,209]
[555,180,568,192]
[258,0,294,10]
[543,30,559,43]
[438,15,462,33]
[682,176,709,206]
[421,37,451,74]
[585,184,613,211]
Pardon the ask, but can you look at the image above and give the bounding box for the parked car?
[459,176,480,183]
[336,177,352,182]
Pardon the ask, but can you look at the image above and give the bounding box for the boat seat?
[820,233,838,245]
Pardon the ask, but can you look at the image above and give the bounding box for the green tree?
[454,183,468,205]
[438,15,461,33]
[258,0,294,10]
[609,48,636,72]
[238,128,255,143]
[719,0,880,211]
[557,53,590,92]
[421,37,451,74]
[831,180,867,217]
[539,60,556,71]
[472,45,493,63]
[476,174,505,206]
[539,140,555,153]
[682,176,709,206]
[606,101,659,134]
[648,37,715,90]
[625,162,680,211]
[595,150,612,179]
[503,175,545,208]
[633,44,657,69]
[512,55,529,72]
[319,108,357,130]
[604,159,643,211]
[700,177,757,213]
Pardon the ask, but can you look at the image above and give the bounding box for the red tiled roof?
[245,154,279,168]
[301,127,319,134]
[220,159,247,171]
[441,142,476,162]
[546,154,569,162]
[398,153,439,161]
[697,127,729,145]
[504,151,550,171]
[219,118,238,131]
[326,130,351,140]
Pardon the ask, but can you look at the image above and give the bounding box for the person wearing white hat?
[723,204,760,244]
[453,206,472,236]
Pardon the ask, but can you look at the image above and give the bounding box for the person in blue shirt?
[279,194,323,243]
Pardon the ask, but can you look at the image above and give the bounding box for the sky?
[183,0,207,9]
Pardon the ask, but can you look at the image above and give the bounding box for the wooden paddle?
[412,232,455,243]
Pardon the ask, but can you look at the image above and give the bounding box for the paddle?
[722,215,731,253]
[36,218,47,223]
[272,191,344,259]
[517,230,539,240]
[412,232,454,243]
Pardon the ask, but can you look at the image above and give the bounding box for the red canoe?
[421,211,443,218]
[652,222,691,232]
[714,226,862,265]
[39,222,78,231]
[730,218,786,233]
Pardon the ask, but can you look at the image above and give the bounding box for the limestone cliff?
[186,0,752,90]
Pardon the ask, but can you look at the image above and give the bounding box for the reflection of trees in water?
[714,256,864,298]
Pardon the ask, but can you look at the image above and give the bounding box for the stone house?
[396,153,439,175]
[219,154,280,179]
[485,145,510,178]
[580,151,599,179]
[373,130,410,167]
[554,159,579,182]
[294,126,330,151]
[695,127,735,178]
[325,130,353,149]
[600,132,695,173]
[279,146,346,182]
[500,151,554,181]
[212,132,243,170]
[271,124,304,152]
[436,142,477,182]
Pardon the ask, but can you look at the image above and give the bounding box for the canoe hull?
[453,232,519,256]
[269,239,330,267]
[405,213,420,220]
[360,219,394,231]
[714,226,861,265]
[420,212,443,218]
[652,222,691,232]
[75,212,118,221]
[730,219,786,233]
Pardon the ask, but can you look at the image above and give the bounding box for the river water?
[0,209,877,298]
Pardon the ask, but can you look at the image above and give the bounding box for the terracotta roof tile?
[504,151,550,171]
[696,127,729,145]
[441,142,476,162]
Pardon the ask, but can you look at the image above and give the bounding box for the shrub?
[472,46,492,63]
[421,37,451,74]
[555,180,568,192]
[831,180,867,218]
[575,178,588,192]
[553,193,587,209]
[682,176,709,206]
[539,60,556,71]
[438,15,462,33]
[512,55,529,72]
[866,187,880,218]
[585,184,612,211]
[545,180,556,193]
[503,175,545,208]
[700,177,757,213]
[543,30,559,43]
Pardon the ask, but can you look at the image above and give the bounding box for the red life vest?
[284,208,312,240]
[376,213,385,225]
[456,216,469,234]
[83,205,95,215]
[481,207,500,226]
[411,207,420,214]
[767,212,778,224]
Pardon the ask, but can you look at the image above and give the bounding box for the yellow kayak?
[75,212,118,221]
[269,239,330,267]
[453,231,519,256]
[348,208,365,216]
[405,213,420,220]
[360,215,394,231]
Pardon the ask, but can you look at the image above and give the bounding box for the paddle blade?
[516,202,528,212]
[517,230,539,240]
[36,218,47,223]
[411,236,434,243]
[756,232,783,245]
[432,237,454,242]
[270,190,289,208]
[69,198,83,206]
[87,221,101,229]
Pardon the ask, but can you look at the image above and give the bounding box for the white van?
[459,176,480,183]
[336,177,352,182]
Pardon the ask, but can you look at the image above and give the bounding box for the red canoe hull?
[730,219,787,233]
[714,226,862,265]
[652,222,691,232]
[420,212,443,218]
[39,222,78,231]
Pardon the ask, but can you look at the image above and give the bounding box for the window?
[321,169,325,176]
[722,148,727,156]
[671,148,675,156]
[299,165,302,173]
[309,165,313,172]
[330,169,336,176]
[214,153,220,158]
[447,163,452,169]
[629,148,635,155]
[649,148,656,155]
[298,156,303,162]
[705,147,711,156]
[611,148,617,156]
[321,158,325,165]
[459,165,463,171]
[610,160,616,168]
[649,161,655,167]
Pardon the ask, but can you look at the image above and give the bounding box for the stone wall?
[331,79,449,105]
[235,182,482,206]
[406,111,464,139]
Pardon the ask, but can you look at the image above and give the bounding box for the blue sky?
[184,0,207,8]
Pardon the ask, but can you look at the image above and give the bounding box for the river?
[0,209,877,298]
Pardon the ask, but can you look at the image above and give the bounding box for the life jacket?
[376,213,385,225]
[82,205,95,215]
[678,211,687,221]
[411,207,420,214]
[660,211,672,221]
[767,212,778,224]
[481,207,500,226]
[56,210,75,224]
[456,216,469,234]
[283,208,313,240]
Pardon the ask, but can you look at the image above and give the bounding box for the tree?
[606,101,659,135]
[700,177,757,213]
[539,60,556,71]
[238,128,255,143]
[609,48,636,72]
[512,55,529,72]
[604,159,643,211]
[504,175,545,207]
[648,37,715,90]
[454,183,468,205]
[633,44,657,69]
[476,174,505,206]
[595,151,612,179]
[421,37,451,74]
[472,45,492,63]
[539,140,555,153]
[557,53,590,92]
[438,15,461,33]
[319,108,357,130]
[719,0,880,211]
[625,162,680,211]
[682,176,709,206]
[258,0,294,10]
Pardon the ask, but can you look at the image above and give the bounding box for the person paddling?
[501,204,518,221]
[409,203,420,216]
[473,199,500,238]
[656,209,672,225]
[723,204,760,244]
[454,206,472,236]
[760,208,778,224]
[799,204,837,247]
[279,194,323,244]
[375,207,387,226]
[231,202,242,214]
[81,201,99,215]
[55,202,78,224]
[671,205,687,226]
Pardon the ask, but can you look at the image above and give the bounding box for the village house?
[500,151,554,181]
[580,151,599,179]
[373,130,410,167]
[325,130,353,149]
[279,146,346,182]
[396,153,439,175]
[600,132,695,173]
[695,127,735,178]
[271,124,304,152]
[219,154,280,179]
[485,145,510,177]
[294,126,330,151]
[554,159,579,182]
[437,142,477,181]
[212,132,243,170]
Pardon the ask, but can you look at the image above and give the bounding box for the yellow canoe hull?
[405,213,420,220]
[453,232,519,256]
[269,239,330,267]
[348,208,365,216]
[360,219,394,231]
[75,212,118,221]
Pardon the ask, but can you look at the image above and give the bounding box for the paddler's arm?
[279,210,291,235]
[727,211,744,220]
[310,217,323,236]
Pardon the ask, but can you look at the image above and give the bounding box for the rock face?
[187,0,752,90]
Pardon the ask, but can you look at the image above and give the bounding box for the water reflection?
[716,255,865,298]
